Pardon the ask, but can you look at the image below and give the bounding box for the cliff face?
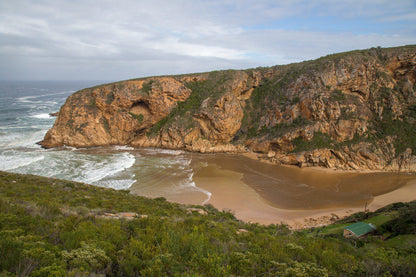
[41,46,416,172]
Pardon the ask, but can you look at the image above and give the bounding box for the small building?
[343,222,376,239]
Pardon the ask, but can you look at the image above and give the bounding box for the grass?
[307,202,416,239]
[384,234,416,249]
[312,213,397,237]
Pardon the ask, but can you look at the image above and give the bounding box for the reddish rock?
[40,46,416,172]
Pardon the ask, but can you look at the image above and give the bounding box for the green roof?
[344,222,376,237]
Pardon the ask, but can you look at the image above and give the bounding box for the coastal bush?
[31,265,66,277]
[106,92,115,104]
[331,89,345,101]
[379,202,416,236]
[62,242,111,273]
[373,107,416,155]
[291,132,333,152]
[141,80,154,95]
[0,233,23,273]
[284,261,329,277]
[129,112,144,123]
[0,171,415,276]
[149,70,236,136]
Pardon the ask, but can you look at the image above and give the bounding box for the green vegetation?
[367,91,416,155]
[330,89,345,101]
[1,171,415,276]
[236,45,416,145]
[291,132,334,152]
[106,45,416,153]
[128,112,144,123]
[241,117,311,141]
[88,98,97,110]
[307,201,416,240]
[149,70,236,136]
[242,76,299,133]
[141,80,154,95]
[106,92,115,104]
[101,117,110,133]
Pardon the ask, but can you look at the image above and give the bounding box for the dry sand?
[193,161,416,229]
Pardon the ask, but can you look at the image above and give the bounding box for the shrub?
[285,261,329,277]
[31,265,66,277]
[331,89,345,101]
[291,132,333,152]
[0,234,23,273]
[141,80,154,95]
[62,242,111,274]
[129,112,144,123]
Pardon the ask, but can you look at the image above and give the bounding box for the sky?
[1,0,415,81]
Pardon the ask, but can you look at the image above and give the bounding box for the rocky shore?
[41,45,416,172]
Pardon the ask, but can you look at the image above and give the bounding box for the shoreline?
[241,151,391,174]
[191,158,416,229]
[17,141,416,230]
[198,177,416,229]
[58,146,416,229]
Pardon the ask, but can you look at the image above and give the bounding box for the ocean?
[0,81,210,204]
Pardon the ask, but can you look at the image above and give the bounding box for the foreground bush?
[0,171,415,276]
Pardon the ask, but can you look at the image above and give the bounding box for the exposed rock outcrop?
[40,45,416,172]
[41,77,198,148]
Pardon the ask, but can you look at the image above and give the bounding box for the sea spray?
[30,113,53,119]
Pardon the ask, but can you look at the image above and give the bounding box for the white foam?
[195,184,212,205]
[61,146,77,151]
[143,148,184,156]
[30,113,53,119]
[177,172,212,205]
[77,152,136,184]
[3,130,47,148]
[0,130,46,149]
[17,91,69,103]
[6,150,137,192]
[0,152,45,171]
[114,145,135,151]
[187,167,212,204]
[95,179,136,190]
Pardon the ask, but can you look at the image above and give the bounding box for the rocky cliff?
[40,45,416,172]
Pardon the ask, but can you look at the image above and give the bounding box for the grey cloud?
[0,0,415,80]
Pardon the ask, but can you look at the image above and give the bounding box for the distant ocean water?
[0,81,210,202]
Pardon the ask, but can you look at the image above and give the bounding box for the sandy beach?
[126,151,416,229]
[191,155,416,229]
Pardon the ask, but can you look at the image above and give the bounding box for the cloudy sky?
[1,0,415,81]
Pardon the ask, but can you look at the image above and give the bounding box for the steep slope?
[40,45,416,171]
[2,171,415,276]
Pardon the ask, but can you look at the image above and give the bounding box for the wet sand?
[126,149,416,229]
[190,154,416,228]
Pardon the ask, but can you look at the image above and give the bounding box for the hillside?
[1,171,415,276]
[40,45,416,171]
